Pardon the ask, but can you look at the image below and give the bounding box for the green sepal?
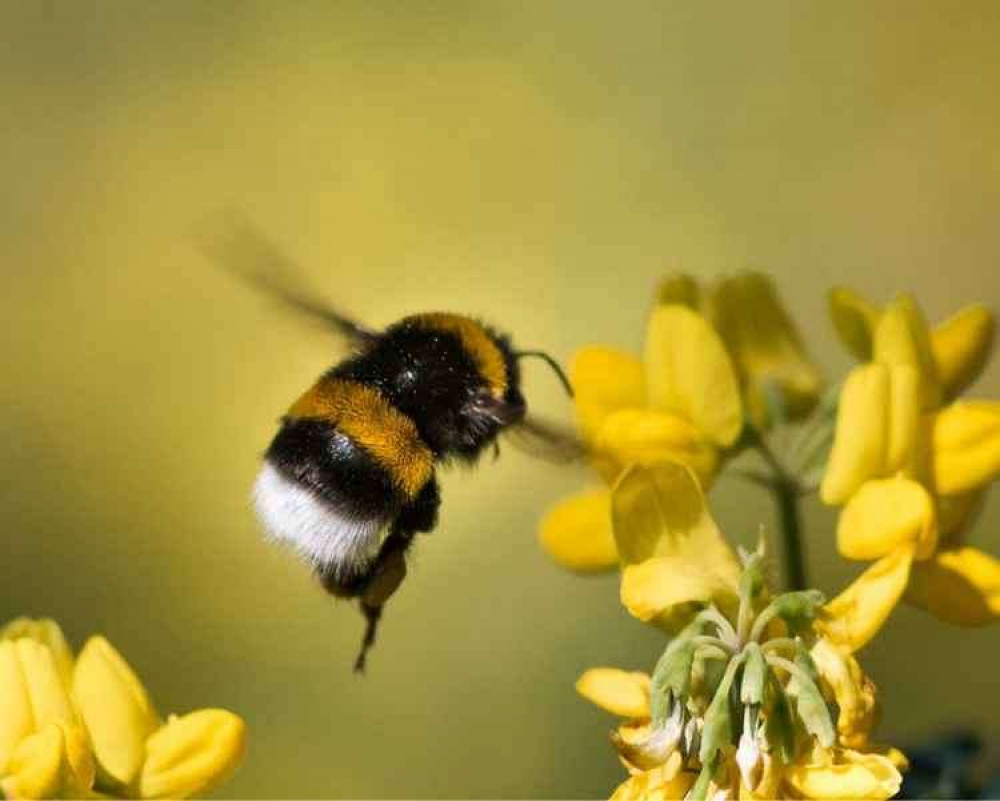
[698,655,742,765]
[793,642,821,687]
[773,590,826,621]
[649,627,700,726]
[765,673,797,763]
[741,643,767,706]
[784,660,836,748]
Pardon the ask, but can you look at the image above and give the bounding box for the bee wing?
[193,209,377,346]
[502,415,588,464]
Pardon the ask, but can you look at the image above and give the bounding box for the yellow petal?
[873,295,941,409]
[0,641,34,774]
[57,723,96,797]
[538,489,618,572]
[571,346,645,441]
[784,748,902,800]
[820,547,914,653]
[1,619,74,690]
[820,365,889,505]
[595,409,719,488]
[643,305,743,447]
[139,709,247,800]
[932,401,1000,495]
[810,639,877,747]
[829,287,879,361]
[906,547,1000,626]
[709,272,823,426]
[657,274,703,310]
[611,763,695,801]
[1,724,64,800]
[621,557,739,628]
[884,365,922,476]
[932,304,995,399]
[72,636,159,787]
[0,723,95,800]
[837,477,938,561]
[575,668,651,718]
[15,639,77,729]
[611,463,740,578]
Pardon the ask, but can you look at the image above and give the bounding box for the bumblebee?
[198,215,579,671]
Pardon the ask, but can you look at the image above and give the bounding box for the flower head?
[579,512,904,800]
[539,273,821,574]
[0,618,246,799]
[539,298,743,572]
[820,290,1000,650]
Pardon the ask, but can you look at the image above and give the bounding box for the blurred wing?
[503,416,588,464]
[193,209,377,346]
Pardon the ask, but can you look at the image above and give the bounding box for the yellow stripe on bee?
[410,313,508,397]
[287,378,434,499]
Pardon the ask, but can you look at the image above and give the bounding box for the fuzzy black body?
[253,313,527,661]
[333,315,526,460]
[198,215,577,671]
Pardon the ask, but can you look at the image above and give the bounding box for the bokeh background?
[3,2,1000,797]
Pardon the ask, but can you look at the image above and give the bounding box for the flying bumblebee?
[197,214,581,672]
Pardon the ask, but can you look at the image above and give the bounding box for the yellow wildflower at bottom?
[578,462,905,800]
[0,618,246,800]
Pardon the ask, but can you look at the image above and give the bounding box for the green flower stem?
[774,477,808,591]
[742,425,809,592]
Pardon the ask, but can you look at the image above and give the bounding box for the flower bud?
[735,707,763,792]
[72,636,159,786]
[1,619,74,690]
[0,641,34,774]
[139,709,247,799]
[0,722,95,799]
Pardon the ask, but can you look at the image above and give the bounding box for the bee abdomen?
[255,418,403,582]
[255,374,436,583]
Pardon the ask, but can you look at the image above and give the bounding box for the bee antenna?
[515,350,574,398]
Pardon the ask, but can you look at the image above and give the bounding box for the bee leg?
[352,478,440,672]
[353,530,411,673]
[396,476,440,535]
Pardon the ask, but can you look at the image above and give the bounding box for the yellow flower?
[612,462,742,630]
[660,272,823,428]
[73,637,159,788]
[820,291,1000,650]
[580,461,905,799]
[578,611,902,799]
[539,301,743,572]
[139,710,246,800]
[1,723,95,800]
[0,628,94,799]
[0,619,246,799]
[73,636,246,799]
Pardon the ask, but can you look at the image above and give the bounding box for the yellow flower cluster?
[821,290,1000,649]
[0,619,245,800]
[582,463,904,800]
[539,273,820,572]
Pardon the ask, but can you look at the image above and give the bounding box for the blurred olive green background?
[3,2,1000,797]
